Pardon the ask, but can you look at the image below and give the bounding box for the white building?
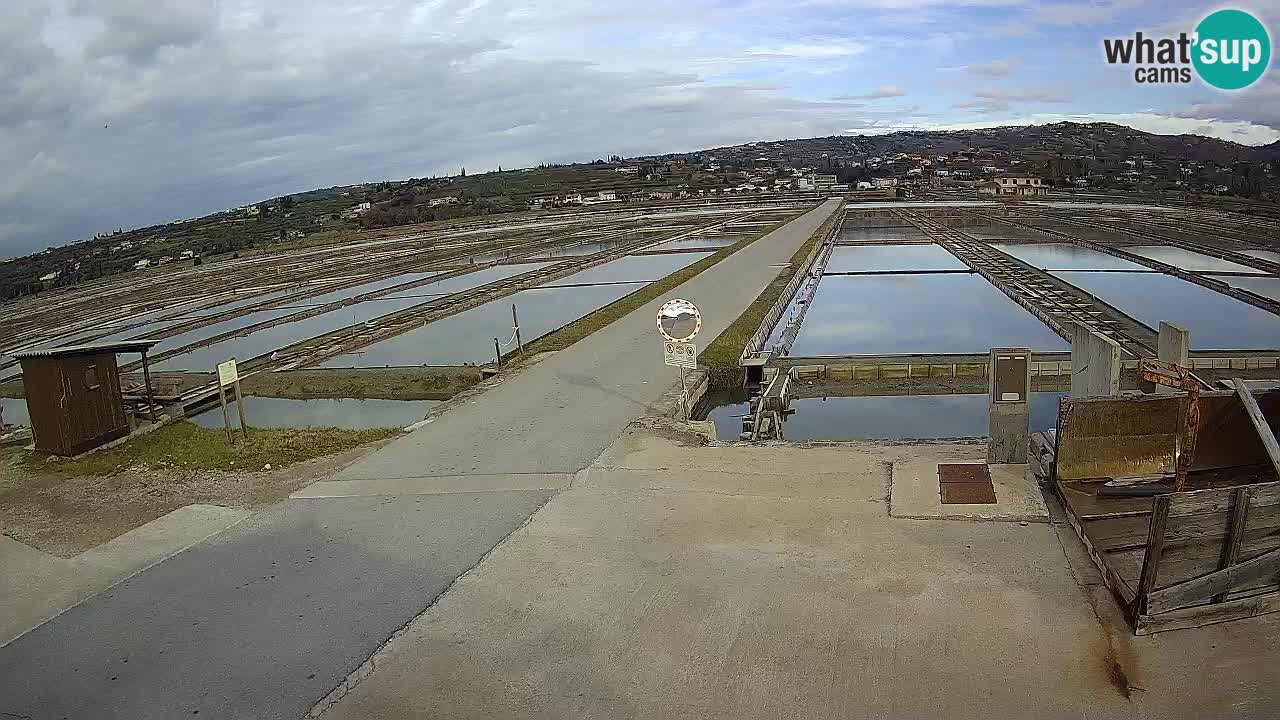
[179,250,196,260]
[979,175,1048,196]
[427,196,460,208]
[614,167,639,176]
[134,259,151,270]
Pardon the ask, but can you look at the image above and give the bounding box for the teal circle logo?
[1193,9,1270,90]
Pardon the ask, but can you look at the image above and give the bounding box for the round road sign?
[657,298,701,342]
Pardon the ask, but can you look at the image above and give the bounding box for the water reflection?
[1125,246,1263,274]
[1209,275,1280,303]
[191,396,437,430]
[1055,271,1280,349]
[704,392,1064,441]
[825,244,965,273]
[790,274,1068,356]
[0,397,29,426]
[322,253,711,367]
[153,265,547,371]
[990,243,1145,271]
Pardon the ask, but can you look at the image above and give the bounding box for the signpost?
[657,299,702,419]
[215,358,249,444]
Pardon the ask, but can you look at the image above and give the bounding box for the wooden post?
[494,338,502,368]
[1214,487,1251,603]
[233,370,249,442]
[219,383,234,445]
[513,304,524,355]
[1135,494,1171,618]
[140,349,158,423]
[1232,378,1280,478]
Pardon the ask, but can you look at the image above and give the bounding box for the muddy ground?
[0,440,391,558]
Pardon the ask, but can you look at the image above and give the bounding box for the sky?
[3,0,1280,257]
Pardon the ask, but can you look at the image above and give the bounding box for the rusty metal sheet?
[938,463,992,484]
[1056,391,1280,482]
[941,482,998,504]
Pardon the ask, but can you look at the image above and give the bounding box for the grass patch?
[700,211,840,386]
[508,214,799,360]
[20,421,397,477]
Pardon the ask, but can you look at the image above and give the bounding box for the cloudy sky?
[3,0,1279,257]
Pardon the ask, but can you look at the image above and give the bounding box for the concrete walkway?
[0,199,842,720]
[320,427,1280,720]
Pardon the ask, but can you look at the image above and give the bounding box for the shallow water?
[321,252,712,367]
[824,244,966,273]
[1054,271,1280,349]
[152,265,550,371]
[703,392,1064,441]
[1124,246,1263,274]
[789,274,1068,356]
[990,243,1145,271]
[0,397,29,426]
[190,396,437,430]
[1208,275,1280,303]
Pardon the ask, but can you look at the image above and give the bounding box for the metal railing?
[739,208,845,364]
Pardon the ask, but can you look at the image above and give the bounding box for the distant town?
[4,120,1279,301]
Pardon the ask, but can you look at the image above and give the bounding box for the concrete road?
[0,199,842,719]
[320,428,1280,720]
[329,197,842,483]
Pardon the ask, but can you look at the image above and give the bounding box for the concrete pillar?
[1154,321,1191,395]
[1070,324,1121,399]
[988,348,1030,464]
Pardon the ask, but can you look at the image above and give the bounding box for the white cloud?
[966,57,1023,76]
[953,86,1074,112]
[833,84,907,100]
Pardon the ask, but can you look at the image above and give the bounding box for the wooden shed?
[1034,384,1280,633]
[13,340,159,456]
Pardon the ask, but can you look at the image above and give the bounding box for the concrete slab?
[891,460,1049,522]
[1,504,249,647]
[312,432,1122,719]
[314,427,1280,720]
[292,473,575,498]
[0,491,555,720]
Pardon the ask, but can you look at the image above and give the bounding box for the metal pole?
[219,382,234,445]
[233,371,249,441]
[494,338,502,368]
[679,366,689,420]
[513,304,524,355]
[140,349,157,423]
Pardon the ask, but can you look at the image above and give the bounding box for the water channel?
[701,391,1064,441]
[191,396,438,430]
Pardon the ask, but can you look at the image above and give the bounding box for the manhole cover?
[940,482,998,504]
[938,463,991,484]
[939,463,997,504]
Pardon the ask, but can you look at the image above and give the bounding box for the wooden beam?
[1233,378,1280,479]
[1215,487,1252,603]
[1136,589,1280,634]
[1135,494,1171,618]
[1146,544,1280,614]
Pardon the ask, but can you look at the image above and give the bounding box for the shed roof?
[13,339,160,360]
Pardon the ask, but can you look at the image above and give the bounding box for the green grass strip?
[509,214,798,361]
[700,212,839,385]
[20,421,398,477]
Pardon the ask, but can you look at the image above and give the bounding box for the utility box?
[988,347,1030,464]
